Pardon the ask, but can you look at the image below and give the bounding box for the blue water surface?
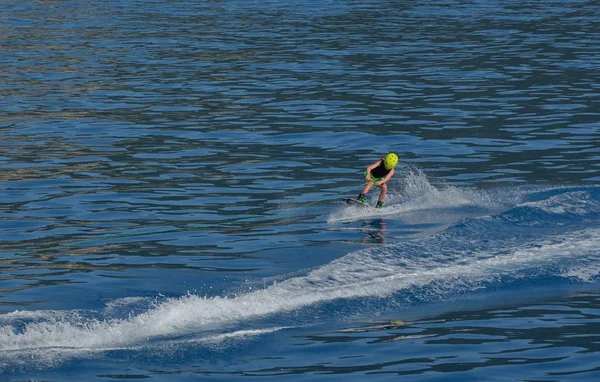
[1,0,600,380]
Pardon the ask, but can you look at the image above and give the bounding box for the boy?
[356,152,398,208]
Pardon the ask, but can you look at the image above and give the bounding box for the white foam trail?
[0,309,79,322]
[1,228,599,357]
[289,228,600,299]
[563,263,600,282]
[196,327,291,344]
[104,296,149,312]
[517,190,598,216]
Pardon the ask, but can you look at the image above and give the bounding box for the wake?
[2,184,600,368]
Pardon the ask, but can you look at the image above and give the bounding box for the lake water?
[1,0,600,380]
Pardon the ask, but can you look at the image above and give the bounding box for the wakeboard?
[343,198,372,208]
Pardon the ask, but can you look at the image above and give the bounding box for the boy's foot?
[376,201,384,208]
[357,193,366,203]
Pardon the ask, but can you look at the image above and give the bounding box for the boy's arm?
[365,160,382,180]
[376,168,395,185]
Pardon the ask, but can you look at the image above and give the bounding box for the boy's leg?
[378,183,387,202]
[358,183,372,202]
[358,171,377,201]
[375,184,387,208]
[360,182,373,195]
[359,173,384,202]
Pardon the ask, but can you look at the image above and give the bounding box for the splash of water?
[327,166,509,223]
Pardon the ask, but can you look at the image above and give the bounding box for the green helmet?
[384,152,398,169]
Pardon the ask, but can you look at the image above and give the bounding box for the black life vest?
[371,159,391,178]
